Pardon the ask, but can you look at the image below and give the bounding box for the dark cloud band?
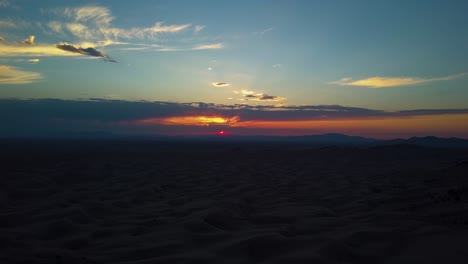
[56,42,117,62]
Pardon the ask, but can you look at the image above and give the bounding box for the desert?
[1,139,468,263]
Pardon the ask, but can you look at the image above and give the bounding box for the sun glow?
[137,115,240,126]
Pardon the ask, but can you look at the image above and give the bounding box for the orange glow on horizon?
[138,115,240,126]
[133,114,468,139]
[230,114,468,137]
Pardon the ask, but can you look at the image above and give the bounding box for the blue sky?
[1,0,468,138]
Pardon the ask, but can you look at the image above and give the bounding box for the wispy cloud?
[38,5,225,52]
[48,6,191,42]
[0,0,11,8]
[2,5,223,58]
[192,43,224,50]
[0,65,42,84]
[0,20,16,28]
[194,25,205,33]
[332,73,467,88]
[254,27,274,36]
[56,42,116,62]
[28,58,40,63]
[212,82,229,87]
[120,42,224,52]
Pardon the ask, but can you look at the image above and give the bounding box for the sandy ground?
[1,140,468,263]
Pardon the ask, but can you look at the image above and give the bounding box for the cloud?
[55,42,117,62]
[128,42,224,52]
[254,27,274,36]
[140,115,240,127]
[212,82,229,87]
[28,58,40,63]
[239,90,255,95]
[272,64,282,68]
[0,36,4,42]
[49,6,190,42]
[0,36,80,57]
[236,89,286,102]
[2,5,223,54]
[0,33,117,62]
[332,73,467,88]
[0,42,78,57]
[0,20,16,28]
[1,99,468,138]
[0,0,12,8]
[47,21,63,33]
[207,67,213,71]
[244,93,285,102]
[192,43,224,50]
[194,25,205,33]
[22,35,35,45]
[0,65,42,84]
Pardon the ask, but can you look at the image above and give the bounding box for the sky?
[1,0,468,138]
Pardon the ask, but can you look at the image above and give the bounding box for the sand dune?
[1,141,468,263]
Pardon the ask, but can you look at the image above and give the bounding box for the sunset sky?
[1,0,468,138]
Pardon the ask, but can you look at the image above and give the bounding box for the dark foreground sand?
[1,140,468,264]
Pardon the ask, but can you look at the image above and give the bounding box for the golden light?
[137,115,240,126]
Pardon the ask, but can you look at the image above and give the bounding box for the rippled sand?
[1,140,468,263]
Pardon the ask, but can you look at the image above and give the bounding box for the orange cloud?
[138,115,240,126]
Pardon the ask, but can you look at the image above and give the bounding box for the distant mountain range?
[2,132,468,148]
[172,133,468,148]
[379,136,468,149]
[146,133,468,148]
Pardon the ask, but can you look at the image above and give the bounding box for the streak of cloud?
[212,82,229,87]
[0,20,16,28]
[28,58,40,63]
[192,43,224,50]
[254,27,274,36]
[55,42,117,62]
[0,43,74,57]
[244,93,285,102]
[0,65,42,84]
[332,73,467,88]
